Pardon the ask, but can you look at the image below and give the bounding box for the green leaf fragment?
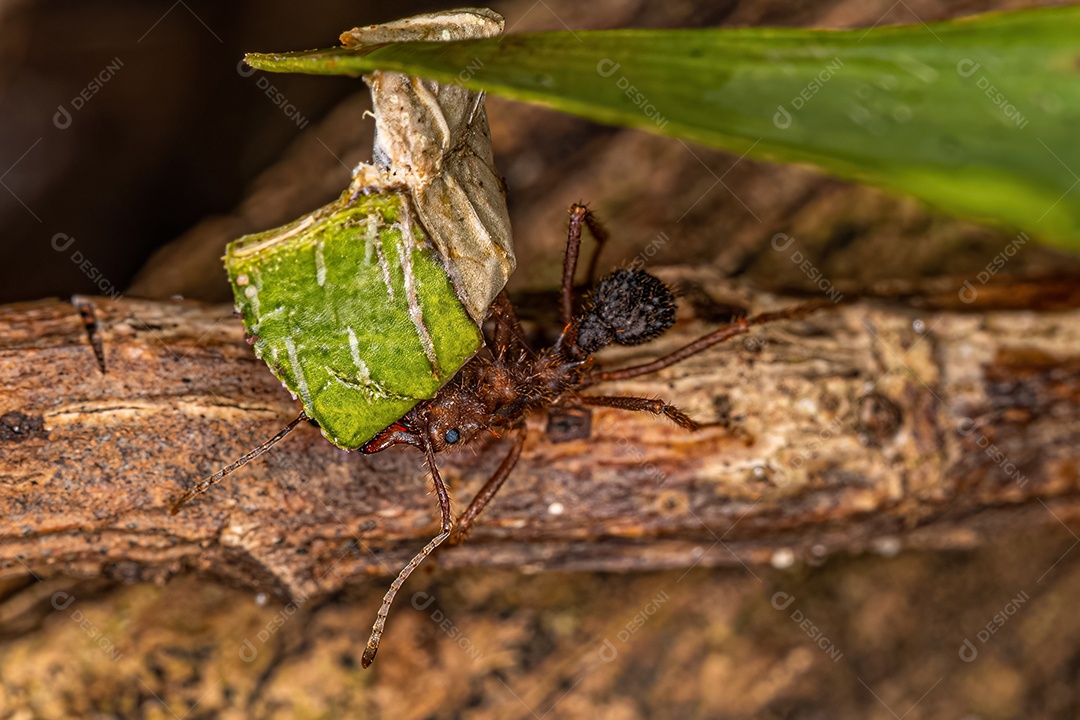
[226,192,482,449]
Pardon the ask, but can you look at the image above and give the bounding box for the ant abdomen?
[575,268,677,355]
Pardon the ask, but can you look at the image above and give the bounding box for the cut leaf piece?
[226,191,483,449]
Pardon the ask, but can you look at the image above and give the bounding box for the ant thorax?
[364,344,588,455]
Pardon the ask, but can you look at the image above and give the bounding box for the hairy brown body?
[361,344,590,455]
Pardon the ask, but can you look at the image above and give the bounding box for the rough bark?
[3,275,1079,601]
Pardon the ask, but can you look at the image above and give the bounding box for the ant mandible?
[170,204,828,667]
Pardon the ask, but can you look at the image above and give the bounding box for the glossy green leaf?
[247,6,1080,250]
[226,192,482,449]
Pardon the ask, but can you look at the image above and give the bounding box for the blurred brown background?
[3,0,1080,718]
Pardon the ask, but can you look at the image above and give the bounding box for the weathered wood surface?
[5,1,1080,717]
[2,275,1079,600]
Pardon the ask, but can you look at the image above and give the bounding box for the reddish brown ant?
[170,204,828,668]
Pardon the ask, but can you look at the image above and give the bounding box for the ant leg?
[490,290,528,359]
[560,203,612,326]
[593,300,833,383]
[561,204,590,326]
[581,208,611,287]
[449,429,526,546]
[579,395,699,431]
[362,438,453,668]
[169,412,308,514]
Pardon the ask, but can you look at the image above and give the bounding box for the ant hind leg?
[593,300,833,383]
[578,394,699,431]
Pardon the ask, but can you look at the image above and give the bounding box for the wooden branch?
[2,275,1079,600]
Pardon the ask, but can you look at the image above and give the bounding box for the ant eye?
[444,428,461,444]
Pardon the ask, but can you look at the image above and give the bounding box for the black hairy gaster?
[576,269,676,355]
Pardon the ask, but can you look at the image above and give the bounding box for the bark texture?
[4,0,1080,716]
[3,276,1079,601]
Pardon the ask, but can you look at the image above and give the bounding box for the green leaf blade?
[247,6,1080,249]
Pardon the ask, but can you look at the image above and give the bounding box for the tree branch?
[2,276,1079,599]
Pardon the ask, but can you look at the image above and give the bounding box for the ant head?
[575,268,677,355]
[359,383,492,455]
[423,391,488,452]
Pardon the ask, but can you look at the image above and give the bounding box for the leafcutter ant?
[170,204,828,667]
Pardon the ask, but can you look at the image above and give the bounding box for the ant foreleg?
[593,299,833,383]
[449,429,526,546]
[578,395,700,431]
[361,438,453,668]
[561,203,610,326]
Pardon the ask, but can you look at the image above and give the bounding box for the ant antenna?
[362,438,453,668]
[169,411,308,514]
